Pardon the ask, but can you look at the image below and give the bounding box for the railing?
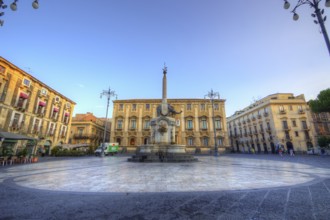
[283,126,291,131]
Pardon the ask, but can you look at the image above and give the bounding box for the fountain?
[128,65,198,162]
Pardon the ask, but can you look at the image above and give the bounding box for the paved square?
[1,154,330,219]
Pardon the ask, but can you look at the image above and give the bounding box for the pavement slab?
[0,154,330,219]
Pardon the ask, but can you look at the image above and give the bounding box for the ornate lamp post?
[100,87,116,157]
[283,0,330,55]
[205,89,220,157]
[0,0,39,26]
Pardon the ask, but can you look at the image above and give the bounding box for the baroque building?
[227,93,315,153]
[69,112,111,148]
[111,98,229,153]
[0,57,76,155]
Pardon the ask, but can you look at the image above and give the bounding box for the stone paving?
[0,154,330,219]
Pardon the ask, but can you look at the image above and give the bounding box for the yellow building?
[69,112,111,148]
[0,57,76,155]
[227,93,315,153]
[111,98,229,153]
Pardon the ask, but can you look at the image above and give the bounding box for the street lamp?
[100,87,116,157]
[205,89,220,157]
[0,0,39,26]
[283,0,330,55]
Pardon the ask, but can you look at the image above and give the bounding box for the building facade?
[111,98,229,153]
[69,112,111,148]
[227,93,315,153]
[0,57,76,155]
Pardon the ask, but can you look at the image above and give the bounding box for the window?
[215,118,221,129]
[66,103,71,109]
[36,101,46,115]
[217,138,223,146]
[201,118,207,129]
[117,119,123,129]
[187,119,193,129]
[63,112,70,124]
[130,118,136,129]
[214,103,219,111]
[52,107,59,120]
[292,120,297,127]
[187,104,192,111]
[302,121,308,129]
[0,65,5,74]
[48,123,56,136]
[145,104,150,111]
[119,104,124,111]
[298,105,303,111]
[282,121,289,129]
[289,105,293,111]
[40,88,48,96]
[132,104,137,111]
[33,118,41,133]
[202,137,209,146]
[279,105,285,112]
[55,96,60,103]
[16,92,28,109]
[144,119,150,129]
[77,127,84,136]
[295,131,299,137]
[264,107,268,113]
[188,137,194,146]
[11,113,22,129]
[23,78,31,87]
[200,103,206,111]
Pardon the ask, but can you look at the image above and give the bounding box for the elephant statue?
[157,104,182,117]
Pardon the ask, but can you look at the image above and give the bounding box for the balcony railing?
[279,110,286,114]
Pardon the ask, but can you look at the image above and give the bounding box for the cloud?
[77,83,85,88]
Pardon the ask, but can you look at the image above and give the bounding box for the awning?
[0,132,36,141]
[38,101,46,107]
[65,112,69,117]
[53,108,59,112]
[19,92,29,99]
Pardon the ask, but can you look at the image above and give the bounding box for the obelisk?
[161,64,168,116]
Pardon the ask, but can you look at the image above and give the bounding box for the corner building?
[227,93,315,153]
[111,98,229,153]
[69,112,111,148]
[0,57,76,155]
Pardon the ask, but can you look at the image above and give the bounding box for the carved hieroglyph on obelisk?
[161,64,169,116]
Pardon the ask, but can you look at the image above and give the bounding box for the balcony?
[266,128,271,133]
[263,112,269,117]
[298,109,305,114]
[252,117,256,121]
[279,110,286,114]
[73,134,97,139]
[257,115,262,119]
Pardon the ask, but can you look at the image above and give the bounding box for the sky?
[1,0,329,118]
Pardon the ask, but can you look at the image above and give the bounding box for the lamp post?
[283,0,330,55]
[0,0,39,26]
[205,89,220,157]
[100,87,116,157]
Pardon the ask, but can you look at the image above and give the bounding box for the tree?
[318,136,330,149]
[309,88,330,113]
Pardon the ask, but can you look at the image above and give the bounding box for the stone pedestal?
[128,116,197,162]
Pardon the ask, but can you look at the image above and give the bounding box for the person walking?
[286,141,295,157]
[276,141,284,157]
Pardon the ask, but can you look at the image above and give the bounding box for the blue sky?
[1,0,329,118]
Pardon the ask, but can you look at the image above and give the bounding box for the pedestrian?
[286,141,295,157]
[276,141,284,157]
